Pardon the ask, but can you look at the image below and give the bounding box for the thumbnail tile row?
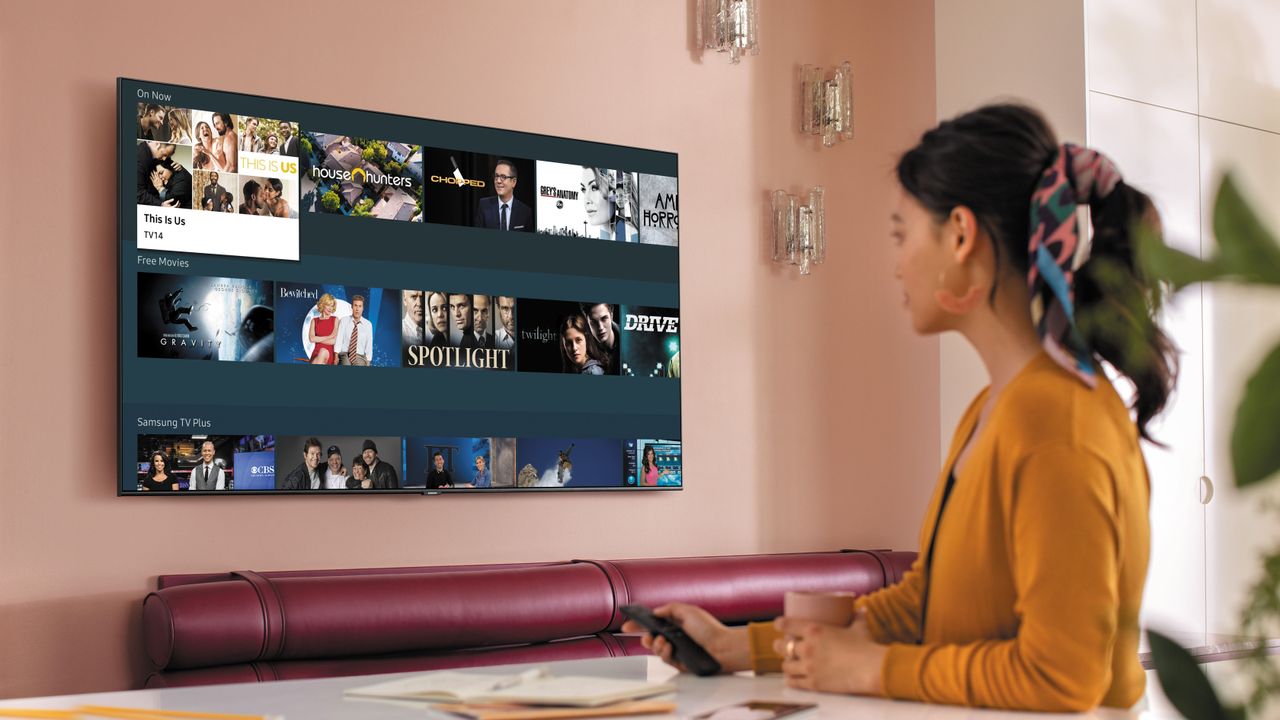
[132,434,682,492]
[140,273,679,377]
[136,103,678,245]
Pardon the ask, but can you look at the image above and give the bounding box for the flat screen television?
[119,78,681,494]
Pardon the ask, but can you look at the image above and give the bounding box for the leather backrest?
[144,550,918,672]
[146,562,613,670]
[596,551,895,629]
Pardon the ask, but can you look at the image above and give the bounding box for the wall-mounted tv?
[120,78,681,495]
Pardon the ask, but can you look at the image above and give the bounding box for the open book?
[343,668,676,708]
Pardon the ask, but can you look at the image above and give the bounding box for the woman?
[167,108,192,145]
[140,451,178,492]
[308,293,340,365]
[264,132,280,155]
[192,121,216,170]
[625,104,1175,713]
[559,313,608,375]
[425,291,449,347]
[347,458,373,489]
[579,167,638,242]
[261,177,295,218]
[240,117,263,153]
[640,445,668,487]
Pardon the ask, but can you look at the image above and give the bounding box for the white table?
[0,656,1178,718]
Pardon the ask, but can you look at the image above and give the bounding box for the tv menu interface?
[120,79,681,494]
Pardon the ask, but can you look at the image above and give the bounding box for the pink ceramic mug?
[783,590,857,627]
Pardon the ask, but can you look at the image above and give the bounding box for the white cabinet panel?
[1087,92,1201,252]
[1087,90,1206,636]
[1086,0,1198,112]
[1198,118,1280,634]
[1198,0,1280,134]
[1138,285,1207,638]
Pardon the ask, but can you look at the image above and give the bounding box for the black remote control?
[620,603,722,676]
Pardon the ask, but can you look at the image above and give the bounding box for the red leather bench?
[142,549,916,688]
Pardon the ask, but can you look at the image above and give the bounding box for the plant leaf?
[1213,174,1280,286]
[1139,174,1280,291]
[1232,342,1280,488]
[1147,629,1230,720]
[1138,224,1226,291]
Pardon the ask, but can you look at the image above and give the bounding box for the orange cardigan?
[750,352,1150,711]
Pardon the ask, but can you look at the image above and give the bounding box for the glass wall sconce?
[695,0,760,63]
[772,187,826,275]
[800,62,853,147]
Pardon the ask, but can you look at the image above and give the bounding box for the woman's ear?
[934,206,986,314]
[947,206,979,263]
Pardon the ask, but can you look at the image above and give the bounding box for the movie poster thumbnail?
[302,132,423,221]
[516,299,620,376]
[275,435,402,490]
[638,174,679,246]
[275,283,402,367]
[422,149,536,231]
[231,114,302,220]
[136,105,300,260]
[136,140,194,210]
[137,103,191,143]
[237,116,300,157]
[137,273,274,362]
[400,289,437,362]
[405,436,514,488]
[233,174,300,218]
[194,170,238,213]
[620,305,680,378]
[625,439,683,488]
[515,437,624,488]
[189,111,239,173]
[403,291,513,371]
[134,434,275,491]
[535,162,640,242]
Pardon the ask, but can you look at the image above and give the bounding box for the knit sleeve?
[746,621,784,674]
[854,557,926,644]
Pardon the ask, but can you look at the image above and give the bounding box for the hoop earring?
[934,266,983,314]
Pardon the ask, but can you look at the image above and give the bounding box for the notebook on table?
[343,668,676,708]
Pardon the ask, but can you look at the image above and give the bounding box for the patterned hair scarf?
[1027,143,1122,387]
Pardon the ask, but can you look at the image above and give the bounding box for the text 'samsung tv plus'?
[120,79,681,495]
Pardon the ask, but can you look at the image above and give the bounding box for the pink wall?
[0,0,937,698]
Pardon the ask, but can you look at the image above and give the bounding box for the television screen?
[119,78,681,494]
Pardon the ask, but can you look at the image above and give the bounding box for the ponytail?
[1074,181,1178,442]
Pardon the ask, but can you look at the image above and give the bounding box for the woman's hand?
[774,610,888,695]
[621,603,750,674]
